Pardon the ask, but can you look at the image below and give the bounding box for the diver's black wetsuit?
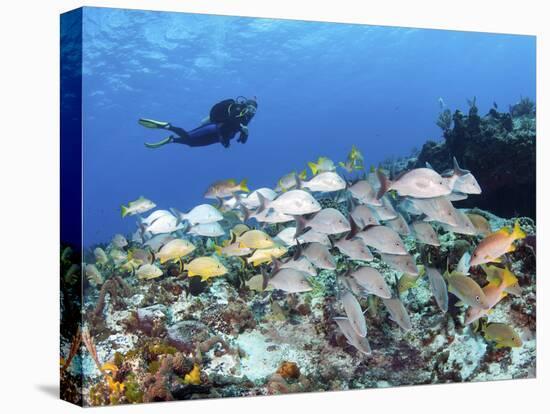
[169,99,256,148]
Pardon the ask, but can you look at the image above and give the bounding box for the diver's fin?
[138,118,170,129]
[144,136,174,149]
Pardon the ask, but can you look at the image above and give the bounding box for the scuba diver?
[138,96,257,149]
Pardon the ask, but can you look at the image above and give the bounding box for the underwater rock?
[166,320,212,353]
[412,104,535,219]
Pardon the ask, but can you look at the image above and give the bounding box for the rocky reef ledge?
[390,97,536,219]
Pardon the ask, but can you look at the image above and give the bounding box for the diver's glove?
[238,124,249,144]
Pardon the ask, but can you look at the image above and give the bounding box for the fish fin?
[271,257,282,274]
[239,204,251,222]
[240,179,250,193]
[507,244,516,253]
[215,197,224,209]
[425,161,435,170]
[490,257,502,263]
[214,244,222,256]
[230,231,237,245]
[511,220,526,240]
[308,162,318,176]
[293,239,303,261]
[346,215,360,240]
[170,207,184,226]
[454,301,465,307]
[376,169,392,200]
[121,205,129,218]
[261,267,270,290]
[472,320,480,333]
[294,172,303,190]
[293,215,309,238]
[237,257,245,269]
[255,192,267,214]
[452,156,470,176]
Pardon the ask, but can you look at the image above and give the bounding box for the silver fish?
[382,298,412,331]
[302,171,346,192]
[144,213,185,235]
[295,208,350,236]
[188,222,225,237]
[143,234,176,252]
[333,317,372,355]
[447,272,491,309]
[279,256,317,276]
[441,210,477,235]
[447,192,468,201]
[384,213,410,236]
[350,204,380,228]
[411,196,460,226]
[301,242,336,270]
[298,229,331,246]
[112,233,128,249]
[370,196,398,221]
[268,190,322,216]
[411,221,440,246]
[242,188,277,209]
[377,168,452,199]
[266,268,312,293]
[334,237,373,261]
[380,253,419,276]
[349,180,381,206]
[342,291,367,337]
[140,209,173,226]
[356,225,408,255]
[121,196,156,218]
[135,263,163,280]
[171,204,223,225]
[350,266,392,298]
[426,266,448,312]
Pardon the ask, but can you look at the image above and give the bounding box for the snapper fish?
[294,208,350,237]
[187,222,225,237]
[466,213,491,236]
[241,188,278,209]
[377,168,451,199]
[247,244,287,266]
[156,239,195,264]
[112,234,128,249]
[442,210,477,236]
[342,291,367,337]
[300,171,346,193]
[265,189,321,216]
[384,213,410,236]
[334,237,373,261]
[121,196,156,218]
[308,156,336,175]
[297,241,336,270]
[411,196,461,227]
[127,248,154,266]
[426,266,448,313]
[184,256,227,280]
[464,265,521,325]
[143,213,185,235]
[235,229,274,249]
[94,247,109,265]
[470,220,526,266]
[445,271,491,309]
[333,317,372,355]
[482,322,522,348]
[276,170,307,192]
[279,256,317,276]
[382,298,412,331]
[348,266,392,299]
[143,234,176,252]
[171,204,223,225]
[140,209,172,226]
[85,264,104,286]
[204,179,249,199]
[135,263,163,280]
[369,196,398,221]
[350,204,380,228]
[356,225,408,255]
[348,180,382,206]
[380,253,418,275]
[411,221,440,246]
[214,241,252,257]
[398,266,425,294]
[445,158,482,195]
[261,263,312,293]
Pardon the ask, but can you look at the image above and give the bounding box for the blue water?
[79,7,535,247]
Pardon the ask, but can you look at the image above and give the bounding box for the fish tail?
[293,215,309,239]
[346,215,361,240]
[214,244,222,256]
[261,267,270,290]
[512,220,526,240]
[121,205,129,218]
[294,172,303,189]
[376,169,392,200]
[308,162,318,176]
[170,207,185,226]
[239,179,250,193]
[299,169,307,180]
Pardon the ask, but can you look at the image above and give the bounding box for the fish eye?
[475,295,480,302]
